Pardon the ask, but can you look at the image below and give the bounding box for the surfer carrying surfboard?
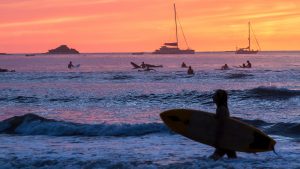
[210,89,237,160]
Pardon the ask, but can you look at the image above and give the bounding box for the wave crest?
[248,86,300,98]
[0,114,168,136]
[0,114,299,138]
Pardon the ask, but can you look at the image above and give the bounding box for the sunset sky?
[1,0,300,53]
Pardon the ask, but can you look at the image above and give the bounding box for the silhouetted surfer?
[138,65,155,72]
[144,66,155,71]
[239,61,251,68]
[221,64,229,70]
[141,62,163,68]
[246,60,252,68]
[187,66,194,75]
[68,61,74,69]
[181,62,187,68]
[210,90,237,160]
[239,63,246,68]
[141,62,146,68]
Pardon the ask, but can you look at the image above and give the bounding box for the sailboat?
[153,3,195,54]
[236,22,260,54]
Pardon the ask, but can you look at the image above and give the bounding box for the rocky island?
[46,45,79,54]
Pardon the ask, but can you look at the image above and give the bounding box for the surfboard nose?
[270,139,277,152]
[160,109,182,123]
[160,110,177,122]
[160,109,192,122]
[160,109,193,135]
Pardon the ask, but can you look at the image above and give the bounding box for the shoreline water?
[0,52,299,168]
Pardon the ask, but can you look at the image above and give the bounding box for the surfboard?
[160,109,276,153]
[145,64,163,68]
[233,66,251,69]
[130,62,141,69]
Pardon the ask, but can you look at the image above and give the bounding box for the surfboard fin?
[272,146,279,156]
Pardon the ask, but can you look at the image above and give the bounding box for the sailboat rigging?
[153,3,195,54]
[236,22,261,54]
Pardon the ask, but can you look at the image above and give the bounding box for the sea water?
[0,52,299,168]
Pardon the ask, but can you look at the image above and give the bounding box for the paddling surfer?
[246,60,252,68]
[239,63,246,68]
[221,64,229,70]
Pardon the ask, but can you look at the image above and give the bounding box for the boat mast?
[248,21,251,51]
[174,3,179,48]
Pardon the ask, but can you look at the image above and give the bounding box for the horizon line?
[2,50,300,55]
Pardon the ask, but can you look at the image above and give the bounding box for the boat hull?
[153,49,195,54]
[235,50,258,54]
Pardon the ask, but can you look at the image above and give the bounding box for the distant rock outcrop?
[46,45,79,54]
[0,68,15,72]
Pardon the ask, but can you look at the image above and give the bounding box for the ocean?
[0,52,299,168]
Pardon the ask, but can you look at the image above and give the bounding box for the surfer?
[130,62,141,69]
[181,62,187,68]
[221,64,229,70]
[141,62,146,68]
[138,65,155,72]
[68,61,74,69]
[246,60,252,68]
[187,66,194,75]
[239,63,246,68]
[210,89,237,160]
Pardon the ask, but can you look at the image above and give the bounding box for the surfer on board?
[221,64,229,70]
[187,66,194,75]
[210,90,237,160]
[141,62,146,68]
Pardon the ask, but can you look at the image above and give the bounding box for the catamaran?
[153,3,195,54]
[236,22,261,54]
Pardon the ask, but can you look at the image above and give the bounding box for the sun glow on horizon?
[0,0,300,53]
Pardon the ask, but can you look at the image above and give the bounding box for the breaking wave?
[0,114,299,138]
[0,87,299,106]
[104,74,135,80]
[10,96,39,103]
[0,114,169,136]
[265,122,300,137]
[117,90,213,105]
[244,86,300,99]
[225,73,254,79]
